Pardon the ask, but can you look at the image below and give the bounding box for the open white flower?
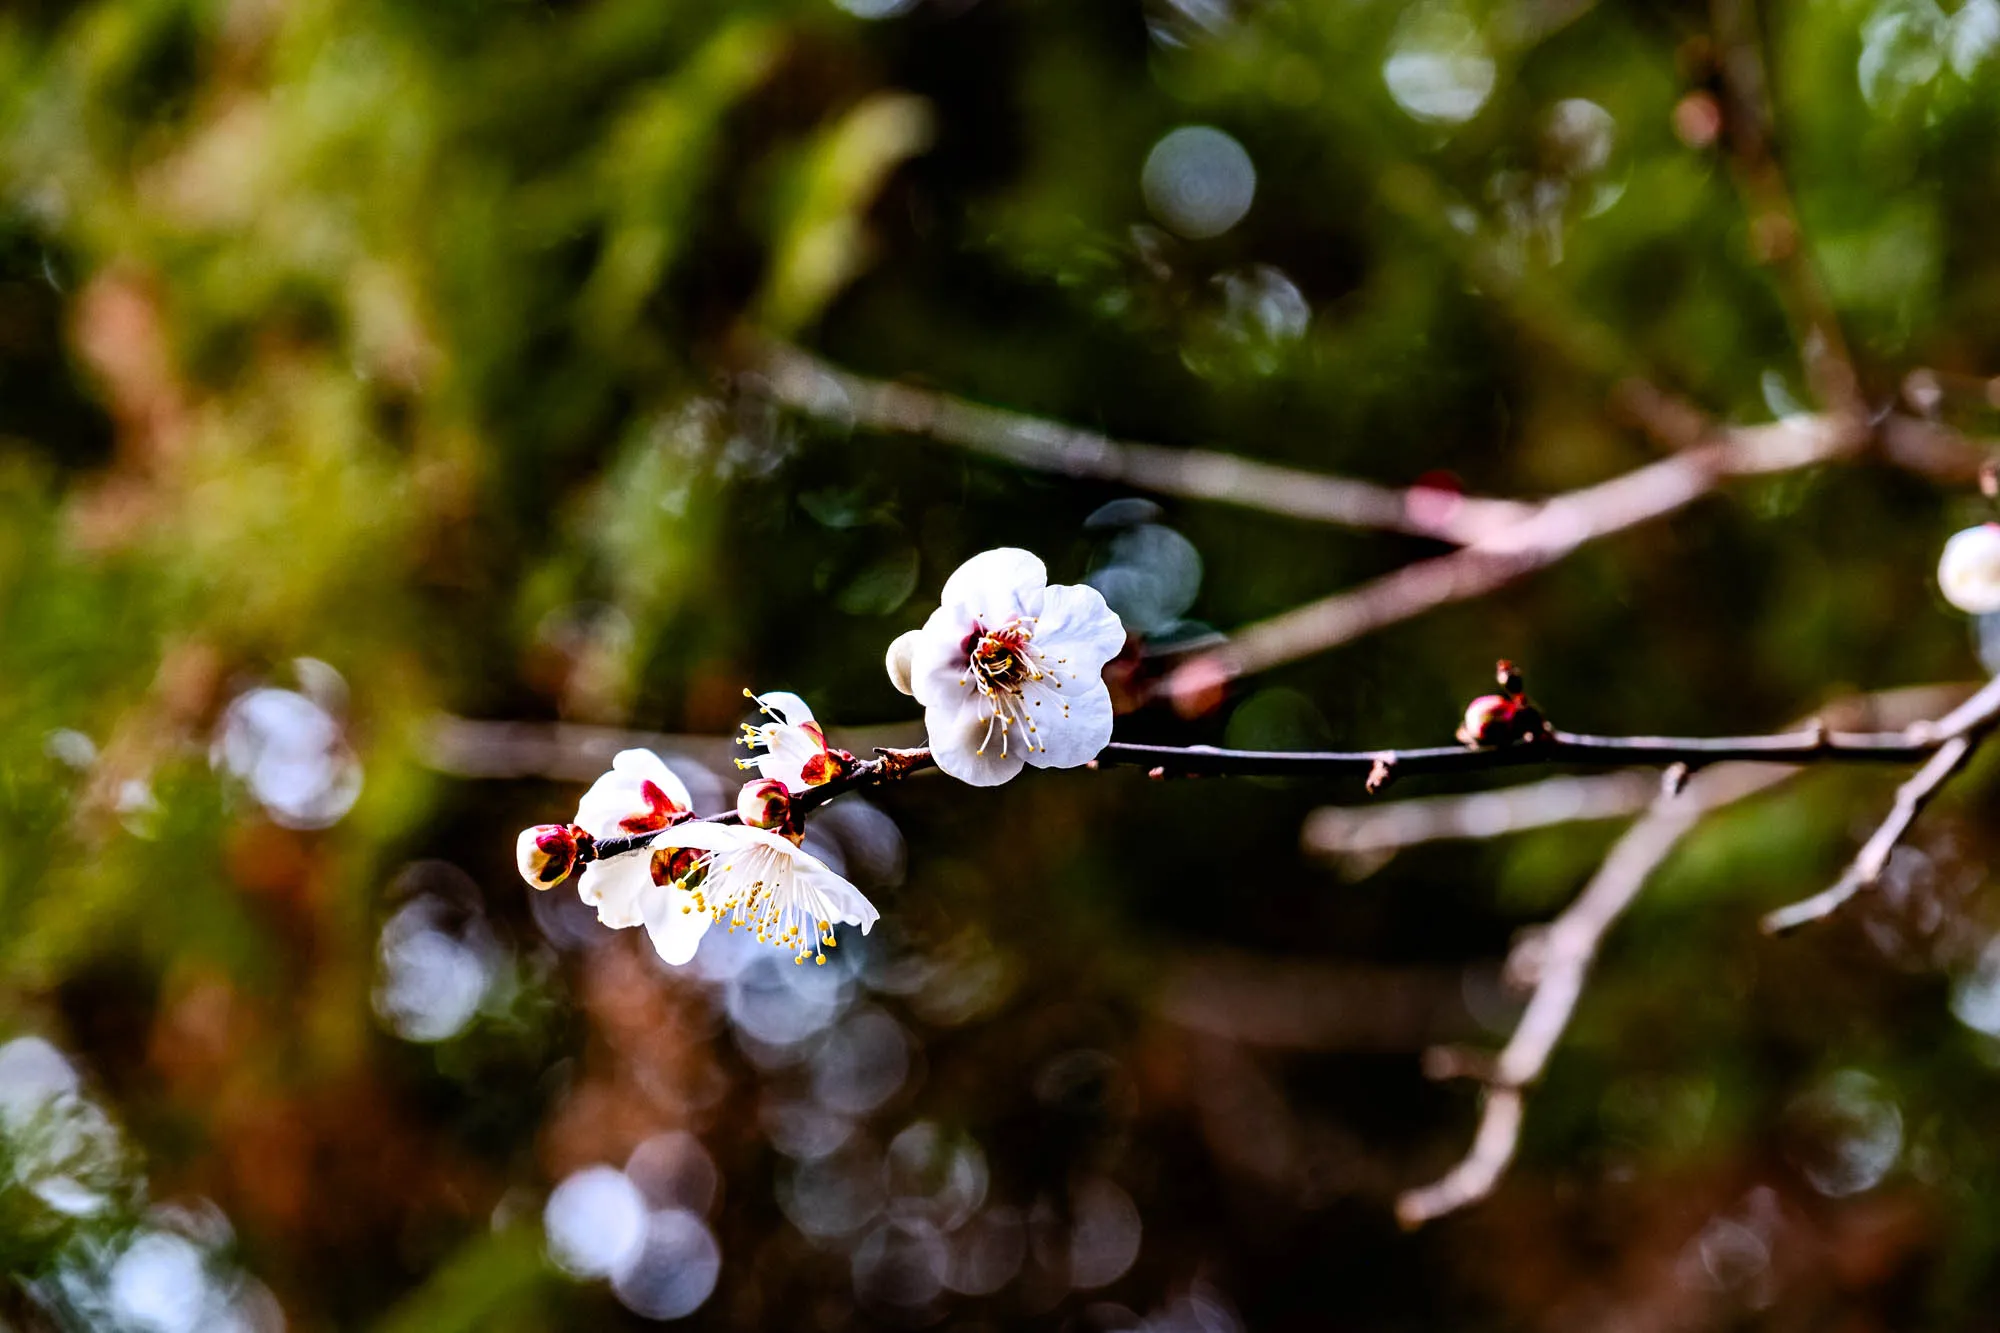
[737,690,848,792]
[571,749,694,931]
[1940,522,2000,614]
[905,548,1127,786]
[646,821,878,965]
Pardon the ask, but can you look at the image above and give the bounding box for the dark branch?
[573,691,1995,867]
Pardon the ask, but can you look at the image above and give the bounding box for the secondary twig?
[748,341,1537,544]
[1760,672,2000,931]
[1759,739,1973,933]
[1303,771,1660,859]
[1391,680,1994,1225]
[1395,761,1788,1227]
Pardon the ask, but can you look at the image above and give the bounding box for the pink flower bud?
[885,630,922,697]
[1457,694,1524,748]
[737,778,796,834]
[516,823,586,889]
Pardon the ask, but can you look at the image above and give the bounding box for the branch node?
[1421,1045,1497,1083]
[1660,762,1690,798]
[871,747,929,782]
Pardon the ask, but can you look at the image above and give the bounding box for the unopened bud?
[885,629,923,697]
[516,823,586,889]
[1939,522,2000,614]
[737,778,795,833]
[1458,694,1528,748]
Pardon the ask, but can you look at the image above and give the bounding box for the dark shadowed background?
[4,0,2000,1327]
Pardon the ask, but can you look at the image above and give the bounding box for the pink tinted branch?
[749,341,1536,544]
[1162,415,1852,694]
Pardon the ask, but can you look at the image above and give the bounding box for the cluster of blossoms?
[516,549,1127,965]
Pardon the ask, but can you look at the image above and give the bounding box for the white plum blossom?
[737,690,848,792]
[904,548,1127,786]
[570,749,694,931]
[647,821,878,965]
[1940,522,2000,614]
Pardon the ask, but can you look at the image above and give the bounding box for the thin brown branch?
[1757,680,1999,933]
[748,341,1537,544]
[1759,739,1972,933]
[1761,673,2000,931]
[1398,679,2000,1224]
[559,682,1986,864]
[1396,761,1788,1228]
[1302,683,1979,861]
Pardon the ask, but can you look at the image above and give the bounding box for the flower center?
[958,616,1073,759]
[659,843,839,965]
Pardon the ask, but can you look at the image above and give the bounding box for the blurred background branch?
[749,340,1538,542]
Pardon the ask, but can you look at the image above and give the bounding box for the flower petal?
[924,699,1028,787]
[800,861,880,932]
[640,880,710,965]
[754,691,814,727]
[1035,581,1128,673]
[908,604,977,710]
[755,725,826,792]
[940,548,1046,623]
[651,820,760,854]
[573,749,693,837]
[576,855,651,929]
[1023,678,1114,770]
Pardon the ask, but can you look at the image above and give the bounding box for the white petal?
[755,691,814,727]
[574,772,640,839]
[573,749,692,837]
[1023,678,1115,770]
[640,881,709,965]
[756,724,826,792]
[940,548,1047,623]
[653,821,761,854]
[799,862,880,932]
[924,699,1028,787]
[611,749,693,808]
[908,605,977,710]
[577,855,651,929]
[1035,582,1128,672]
